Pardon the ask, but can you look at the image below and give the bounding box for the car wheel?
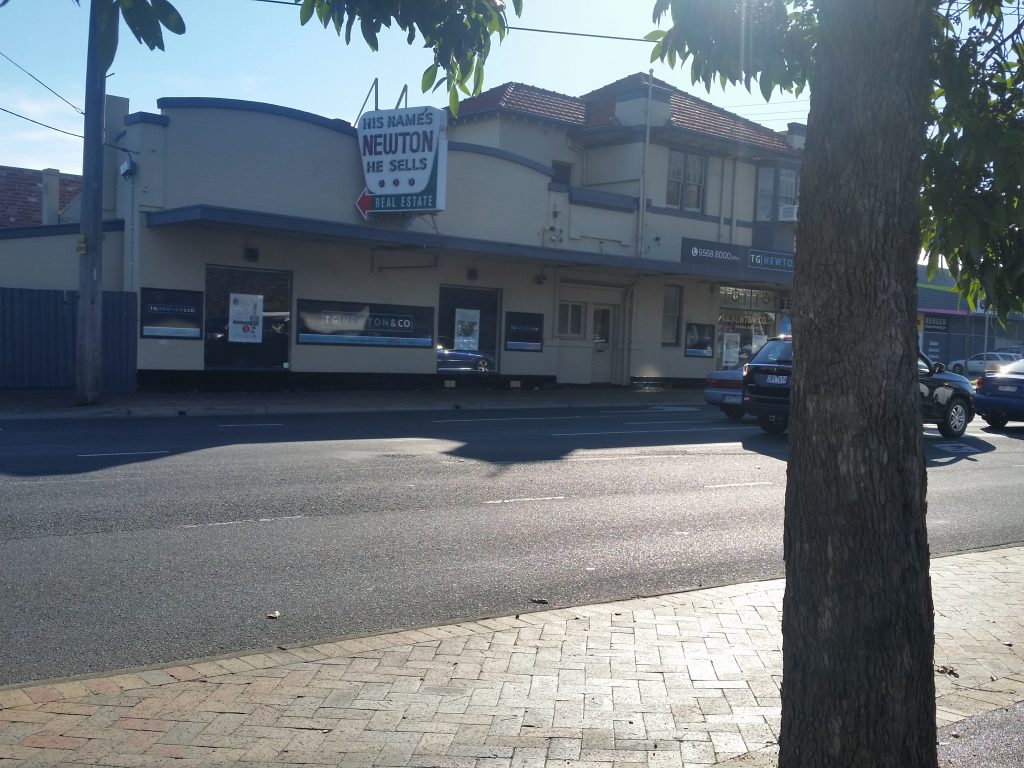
[983,411,1009,429]
[474,358,490,373]
[721,406,745,421]
[952,363,964,375]
[937,396,969,438]
[757,416,788,435]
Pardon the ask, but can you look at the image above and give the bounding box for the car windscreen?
[1002,359,1024,374]
[751,339,792,365]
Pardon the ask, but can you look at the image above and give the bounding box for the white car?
[947,352,1017,376]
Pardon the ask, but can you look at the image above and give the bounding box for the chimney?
[41,168,61,225]
[786,122,807,151]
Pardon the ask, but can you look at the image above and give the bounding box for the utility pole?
[76,0,106,404]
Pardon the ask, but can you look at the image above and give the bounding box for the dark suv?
[742,337,976,438]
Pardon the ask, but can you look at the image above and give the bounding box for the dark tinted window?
[751,338,792,364]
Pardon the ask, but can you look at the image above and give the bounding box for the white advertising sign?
[357,106,447,215]
[723,332,741,367]
[228,293,263,344]
[454,308,481,351]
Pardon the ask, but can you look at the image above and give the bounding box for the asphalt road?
[2,405,1022,686]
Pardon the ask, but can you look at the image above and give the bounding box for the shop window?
[552,161,573,185]
[558,301,584,338]
[662,286,682,345]
[756,166,775,221]
[667,151,705,211]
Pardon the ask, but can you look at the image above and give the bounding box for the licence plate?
[998,385,1018,392]
[723,394,741,403]
[766,375,789,385]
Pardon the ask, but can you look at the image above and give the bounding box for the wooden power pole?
[76,0,106,405]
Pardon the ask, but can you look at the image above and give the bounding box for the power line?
[0,106,82,139]
[0,49,83,115]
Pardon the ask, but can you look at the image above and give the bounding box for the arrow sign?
[356,188,373,220]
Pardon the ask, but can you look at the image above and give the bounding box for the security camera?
[119,159,134,178]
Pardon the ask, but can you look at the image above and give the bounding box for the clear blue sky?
[0,0,810,174]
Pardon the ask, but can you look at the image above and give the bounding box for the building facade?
[3,74,807,389]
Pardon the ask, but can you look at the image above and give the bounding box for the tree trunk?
[779,1,936,766]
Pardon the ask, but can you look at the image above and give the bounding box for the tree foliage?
[295,0,523,114]
[650,0,1024,321]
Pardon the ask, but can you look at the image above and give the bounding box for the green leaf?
[421,64,438,93]
[150,0,184,35]
[299,0,315,26]
[644,30,666,41]
[120,0,164,50]
[448,86,459,117]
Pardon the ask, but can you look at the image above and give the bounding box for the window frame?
[661,285,682,346]
[667,150,707,213]
[557,301,585,339]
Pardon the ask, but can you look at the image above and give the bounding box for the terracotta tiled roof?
[456,73,796,155]
[455,82,586,126]
[0,165,82,228]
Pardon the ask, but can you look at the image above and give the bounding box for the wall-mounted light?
[466,267,478,281]
[244,247,259,263]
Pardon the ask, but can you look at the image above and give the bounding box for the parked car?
[974,358,1024,428]
[742,338,975,438]
[947,352,1017,376]
[995,346,1024,357]
[703,367,744,420]
[436,345,494,373]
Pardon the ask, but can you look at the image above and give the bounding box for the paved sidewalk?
[1,547,1021,767]
[0,385,705,422]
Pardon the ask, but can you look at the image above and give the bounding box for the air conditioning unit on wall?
[778,204,799,222]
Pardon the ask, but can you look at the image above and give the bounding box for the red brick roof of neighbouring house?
[455,73,796,156]
[455,82,587,126]
[0,165,82,228]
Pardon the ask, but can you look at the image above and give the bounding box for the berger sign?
[356,106,447,217]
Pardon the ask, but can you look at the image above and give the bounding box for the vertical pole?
[76,0,106,404]
[636,70,653,258]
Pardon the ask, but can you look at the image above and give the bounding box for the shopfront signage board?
[356,106,447,218]
[140,287,203,339]
[296,299,434,348]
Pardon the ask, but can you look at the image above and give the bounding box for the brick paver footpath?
[1,547,1022,767]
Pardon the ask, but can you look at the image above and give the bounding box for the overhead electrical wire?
[0,49,83,115]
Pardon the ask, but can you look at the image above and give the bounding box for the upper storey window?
[667,151,705,212]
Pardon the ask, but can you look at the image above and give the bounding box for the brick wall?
[0,165,82,228]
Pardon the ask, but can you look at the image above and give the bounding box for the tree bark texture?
[779,1,936,767]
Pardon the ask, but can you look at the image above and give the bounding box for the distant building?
[0,165,82,228]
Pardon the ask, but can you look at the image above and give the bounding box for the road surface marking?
[178,514,304,530]
[704,481,775,489]
[552,426,750,436]
[624,419,739,425]
[432,416,579,423]
[219,423,284,427]
[485,496,566,505]
[934,443,980,453]
[77,450,169,458]
[567,446,746,461]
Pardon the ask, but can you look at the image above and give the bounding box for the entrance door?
[591,304,614,383]
[204,265,292,370]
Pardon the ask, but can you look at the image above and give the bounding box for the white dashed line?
[552,427,750,437]
[432,417,579,423]
[178,515,304,530]
[704,481,775,489]
[219,423,284,427]
[77,450,169,458]
[485,496,566,505]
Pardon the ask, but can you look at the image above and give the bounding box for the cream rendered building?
[0,74,802,390]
